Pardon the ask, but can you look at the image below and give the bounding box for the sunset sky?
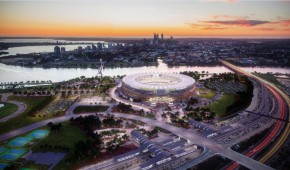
[0,0,290,38]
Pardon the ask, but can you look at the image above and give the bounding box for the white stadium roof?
[122,72,195,91]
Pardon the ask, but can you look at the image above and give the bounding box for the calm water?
[0,44,101,57]
[0,38,104,44]
[0,60,289,83]
[0,39,289,83]
[0,38,66,43]
[0,38,105,57]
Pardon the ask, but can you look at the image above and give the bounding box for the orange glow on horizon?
[0,0,289,38]
[1,24,289,38]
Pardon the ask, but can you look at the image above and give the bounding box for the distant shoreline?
[1,37,290,41]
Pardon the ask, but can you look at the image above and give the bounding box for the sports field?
[8,137,33,147]
[0,148,27,161]
[28,130,49,139]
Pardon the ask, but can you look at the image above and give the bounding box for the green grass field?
[32,122,87,170]
[205,94,236,116]
[197,89,216,99]
[0,96,52,134]
[32,122,86,152]
[0,96,18,119]
[73,105,109,114]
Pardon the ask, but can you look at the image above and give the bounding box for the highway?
[207,76,281,152]
[1,62,287,170]
[220,60,289,170]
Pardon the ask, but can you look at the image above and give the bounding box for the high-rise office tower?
[97,42,103,50]
[153,33,159,45]
[54,46,60,56]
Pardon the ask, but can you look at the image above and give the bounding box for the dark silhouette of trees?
[102,116,123,128]
[47,122,63,133]
[114,102,133,113]
[74,139,100,160]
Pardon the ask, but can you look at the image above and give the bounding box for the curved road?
[0,93,26,122]
[221,60,289,170]
[109,86,151,112]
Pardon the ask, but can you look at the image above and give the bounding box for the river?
[0,38,289,83]
[0,60,289,83]
[0,38,106,57]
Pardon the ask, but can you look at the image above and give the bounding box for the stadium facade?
[119,72,195,103]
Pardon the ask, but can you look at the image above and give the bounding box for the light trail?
[220,60,289,170]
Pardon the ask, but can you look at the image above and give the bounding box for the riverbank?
[0,61,290,83]
[0,59,159,69]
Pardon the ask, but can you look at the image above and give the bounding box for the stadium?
[119,72,196,103]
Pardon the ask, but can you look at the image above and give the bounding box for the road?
[109,86,151,112]
[0,108,273,170]
[221,60,289,170]
[1,65,284,170]
[0,93,26,122]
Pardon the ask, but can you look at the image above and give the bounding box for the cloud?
[187,17,290,32]
[202,27,227,30]
[211,15,249,20]
[187,23,227,30]
[254,27,276,31]
[279,20,290,26]
[201,19,270,27]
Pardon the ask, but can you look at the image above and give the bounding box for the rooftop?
[122,72,195,91]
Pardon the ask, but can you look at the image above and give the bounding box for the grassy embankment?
[0,95,18,119]
[0,96,53,134]
[205,94,235,116]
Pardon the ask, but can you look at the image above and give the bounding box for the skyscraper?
[54,46,60,57]
[153,33,159,45]
[77,46,83,54]
[161,33,164,40]
[92,44,97,51]
[60,47,66,52]
[97,43,103,50]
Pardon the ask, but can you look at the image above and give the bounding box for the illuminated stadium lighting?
[120,72,196,103]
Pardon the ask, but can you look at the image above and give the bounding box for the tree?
[47,122,63,133]
[122,134,129,140]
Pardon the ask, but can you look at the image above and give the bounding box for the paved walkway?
[109,86,151,112]
[0,93,26,122]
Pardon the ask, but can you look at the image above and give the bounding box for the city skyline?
[0,0,290,38]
